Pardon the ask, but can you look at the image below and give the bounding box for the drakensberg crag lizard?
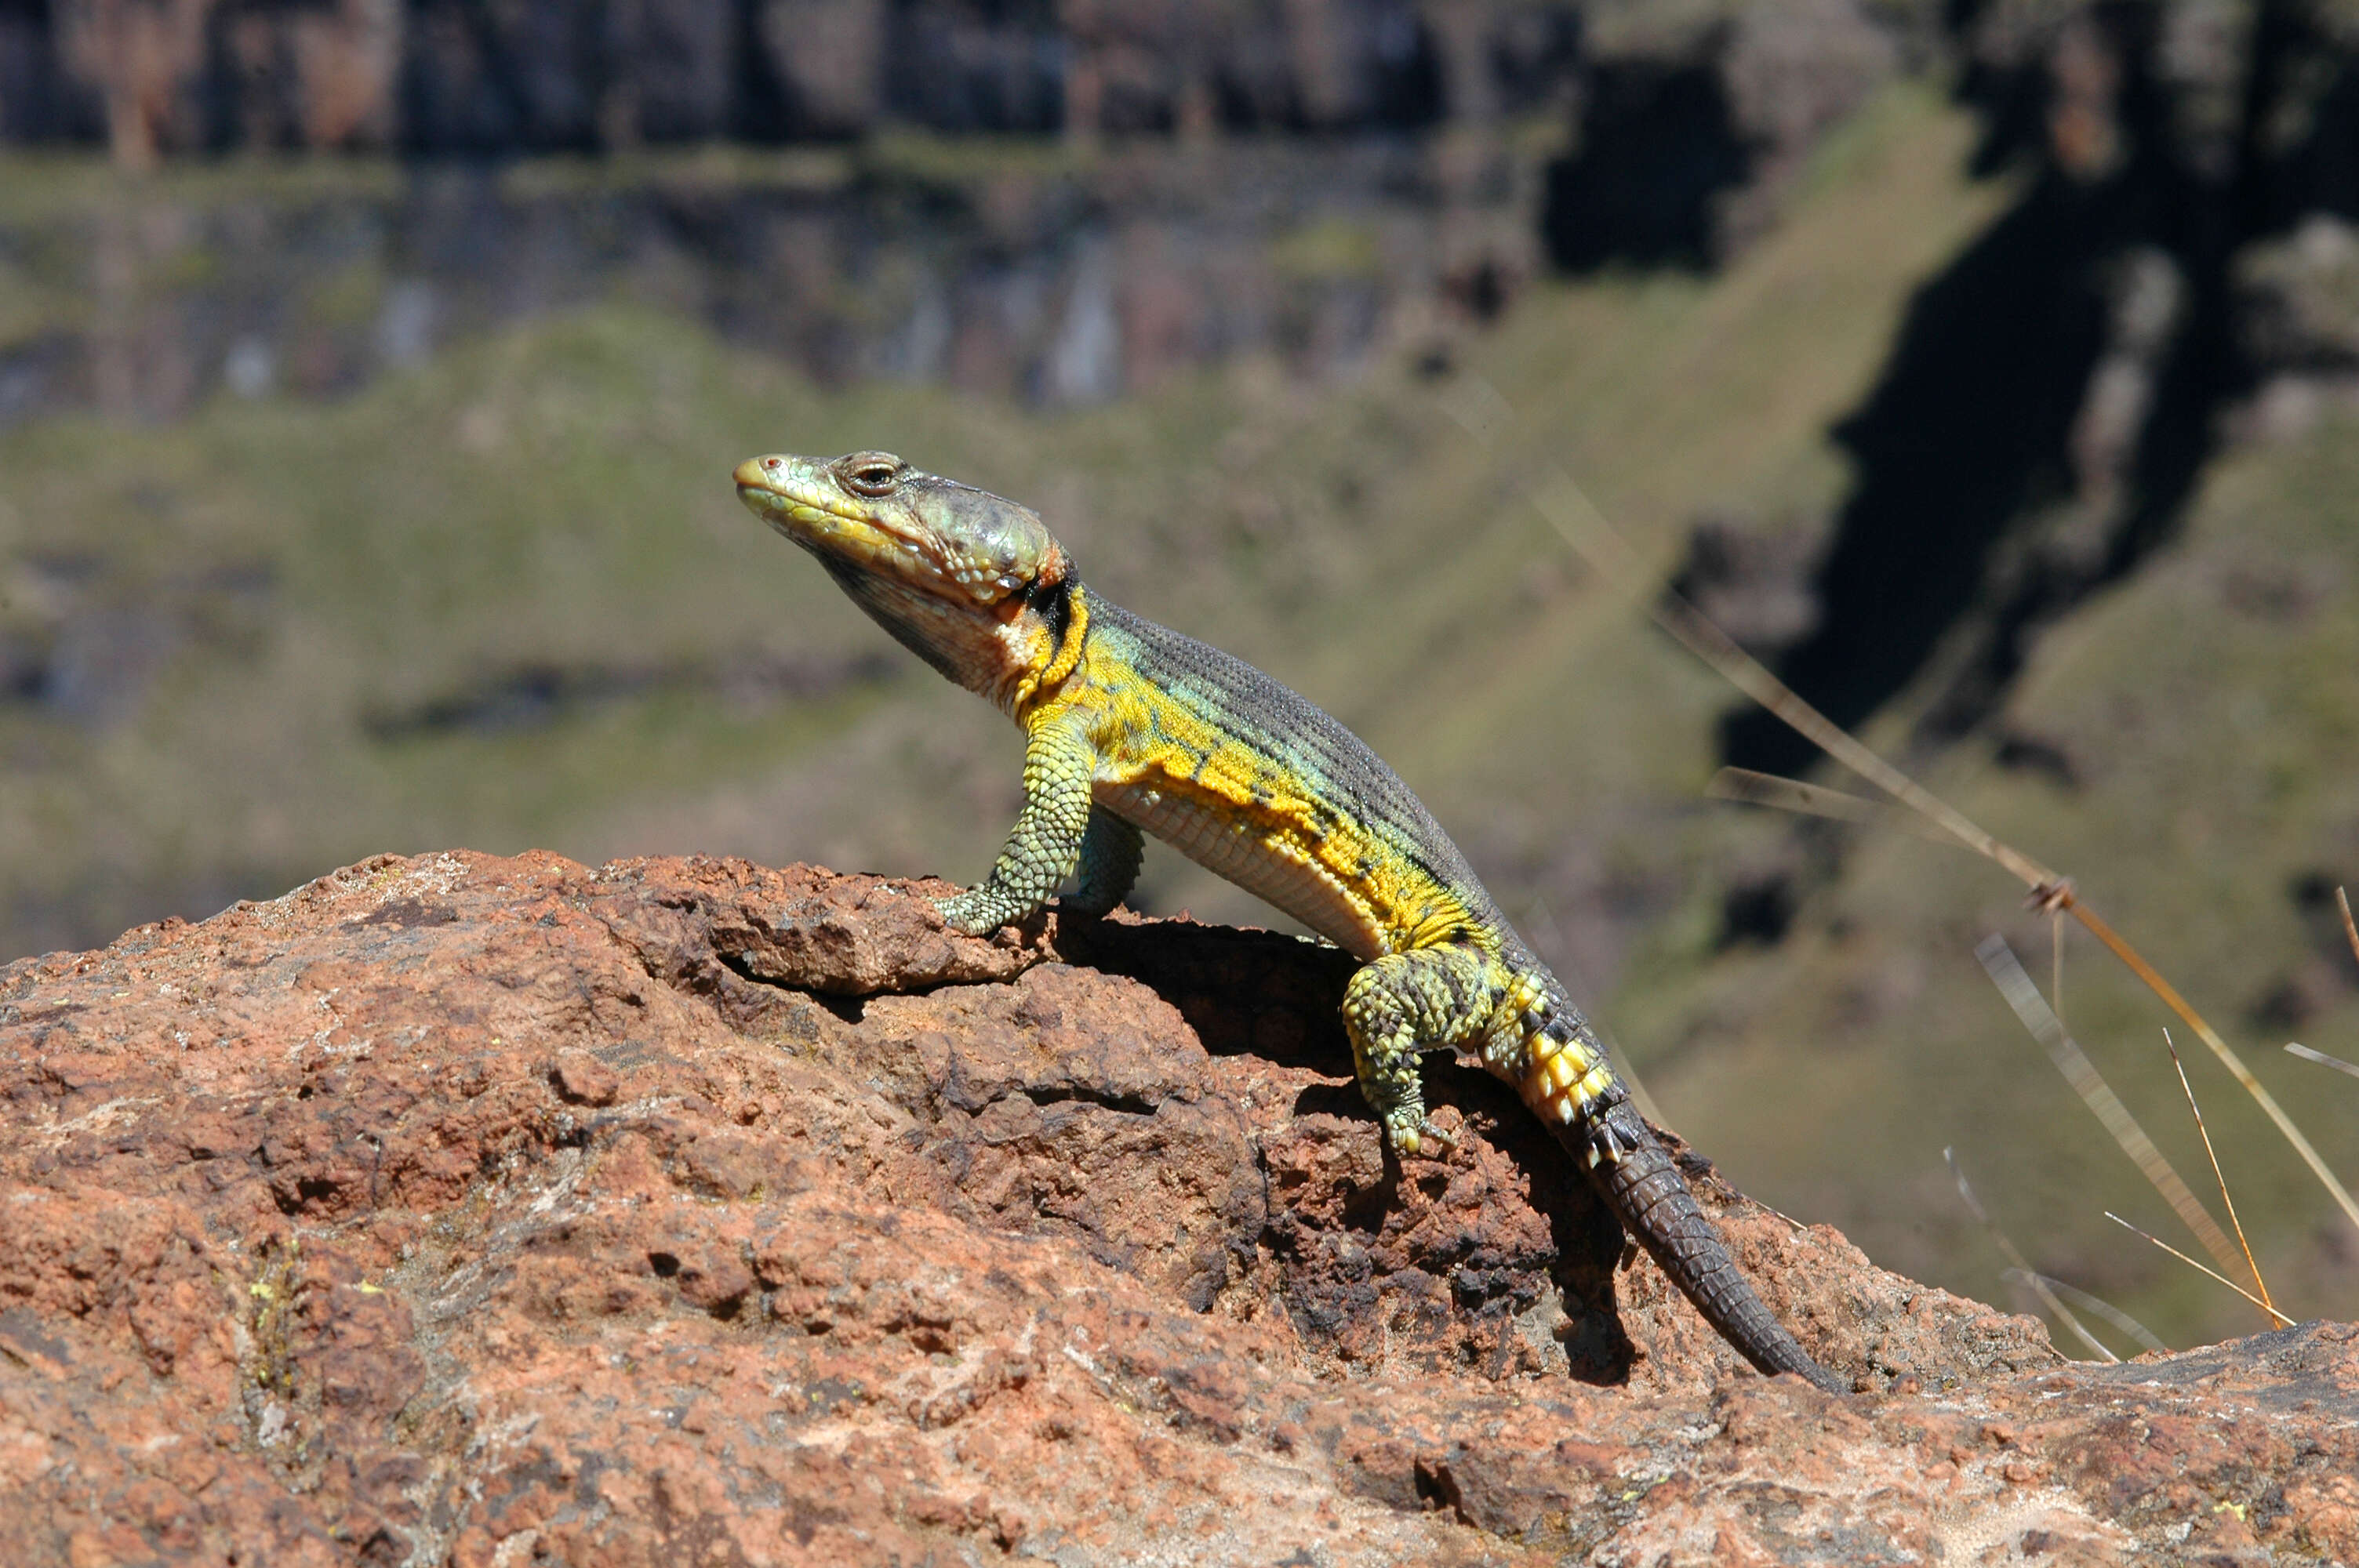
[734,448,1845,1392]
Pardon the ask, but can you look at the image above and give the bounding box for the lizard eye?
[838,452,906,497]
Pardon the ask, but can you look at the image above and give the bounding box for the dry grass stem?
[2103,1212,2296,1327]
[2285,1042,2359,1082]
[1947,1148,2118,1360]
[1704,768,1962,844]
[1976,935,2245,1278]
[2001,1270,2168,1355]
[2338,887,2359,969]
[2052,912,2066,1036]
[1440,386,2359,1241]
[2162,1029,2275,1319]
[2065,901,2359,1233]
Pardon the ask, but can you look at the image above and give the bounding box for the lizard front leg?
[939,722,1096,934]
[1339,943,1504,1156]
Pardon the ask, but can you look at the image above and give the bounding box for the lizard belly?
[1094,779,1389,961]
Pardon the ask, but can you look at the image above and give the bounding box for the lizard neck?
[1003,578,1091,726]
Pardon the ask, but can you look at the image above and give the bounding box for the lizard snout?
[733,455,785,494]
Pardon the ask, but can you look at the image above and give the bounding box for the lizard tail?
[1570,1103,1847,1392]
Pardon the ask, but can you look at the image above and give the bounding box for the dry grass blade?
[2001,1270,2168,1356]
[1947,1149,2118,1361]
[1705,768,1965,844]
[1445,374,2359,1239]
[2052,912,2066,1035]
[2103,1213,2295,1327]
[2064,902,2359,1234]
[2285,1042,2359,1082]
[2338,887,2359,969]
[1976,935,2245,1279]
[2162,1029,2274,1319]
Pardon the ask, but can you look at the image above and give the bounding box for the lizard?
[732,448,1845,1392]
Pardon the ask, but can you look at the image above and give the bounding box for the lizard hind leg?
[1339,944,1505,1156]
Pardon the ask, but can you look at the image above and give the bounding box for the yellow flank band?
[1025,610,1481,958]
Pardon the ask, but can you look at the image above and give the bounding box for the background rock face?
[4,0,1586,157]
[2,849,2354,1565]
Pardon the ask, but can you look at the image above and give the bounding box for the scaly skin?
[734,448,1845,1392]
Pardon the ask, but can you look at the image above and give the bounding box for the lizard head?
[733,450,1078,711]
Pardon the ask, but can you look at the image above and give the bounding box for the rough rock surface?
[2,850,2354,1566]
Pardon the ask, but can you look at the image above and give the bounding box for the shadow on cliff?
[1541,55,1751,271]
[1690,2,2359,779]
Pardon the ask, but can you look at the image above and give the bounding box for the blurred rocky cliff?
[9,2,2359,460]
[1703,0,2359,772]
[0,0,1922,423]
[4,0,1759,160]
[9,3,2359,798]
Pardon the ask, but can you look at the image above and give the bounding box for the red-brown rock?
[2,851,2351,1565]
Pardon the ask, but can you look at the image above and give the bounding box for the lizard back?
[1076,597,1525,967]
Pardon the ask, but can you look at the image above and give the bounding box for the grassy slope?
[1644,413,2359,1348]
[5,83,2350,1345]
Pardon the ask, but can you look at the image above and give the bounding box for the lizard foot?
[1384,1110,1458,1160]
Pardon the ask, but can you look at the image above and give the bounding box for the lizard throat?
[1004,579,1089,722]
